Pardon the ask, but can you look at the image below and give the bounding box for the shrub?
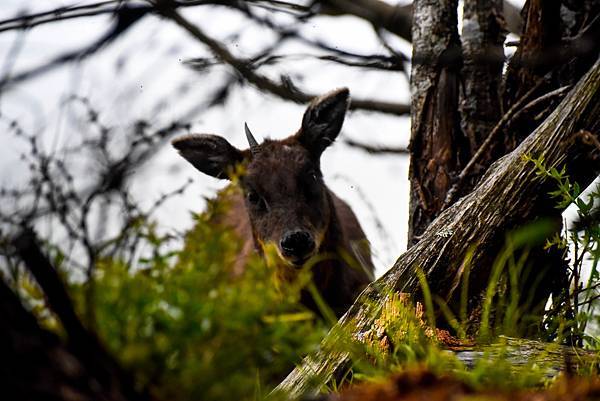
[68,203,327,401]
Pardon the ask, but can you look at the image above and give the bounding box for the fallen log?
[273,57,600,399]
[453,336,597,375]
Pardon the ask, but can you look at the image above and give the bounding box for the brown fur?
[172,88,374,317]
[215,181,373,317]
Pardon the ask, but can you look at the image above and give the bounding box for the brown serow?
[172,88,374,317]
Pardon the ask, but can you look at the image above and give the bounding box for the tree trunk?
[408,0,599,337]
[408,0,465,246]
[274,57,600,399]
[459,0,505,165]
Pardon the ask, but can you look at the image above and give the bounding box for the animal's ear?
[172,134,244,179]
[297,88,350,157]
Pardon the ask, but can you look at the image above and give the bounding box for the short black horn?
[245,122,260,155]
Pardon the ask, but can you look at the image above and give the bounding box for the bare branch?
[318,0,522,41]
[318,0,412,41]
[0,0,523,43]
[0,0,313,34]
[444,83,571,209]
[162,8,410,115]
[186,52,405,73]
[343,138,408,155]
[12,229,88,341]
[0,4,148,91]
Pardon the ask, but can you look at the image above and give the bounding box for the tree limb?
[0,278,142,400]
[0,0,523,39]
[343,138,409,155]
[318,0,413,42]
[0,4,148,91]
[443,78,547,209]
[318,0,522,42]
[162,8,411,115]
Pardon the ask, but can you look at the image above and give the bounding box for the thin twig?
[442,78,548,209]
[343,138,408,154]
[506,85,572,129]
[0,0,312,34]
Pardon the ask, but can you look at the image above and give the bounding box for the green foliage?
[331,291,553,393]
[67,205,327,401]
[11,156,600,400]
[525,154,600,346]
[478,219,558,340]
[319,156,600,393]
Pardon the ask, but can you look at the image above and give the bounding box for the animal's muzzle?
[280,229,315,265]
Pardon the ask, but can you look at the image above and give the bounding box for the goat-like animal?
[172,88,373,316]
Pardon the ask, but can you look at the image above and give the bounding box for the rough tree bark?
[459,0,505,163]
[408,0,599,337]
[498,0,571,332]
[274,57,600,399]
[407,0,465,246]
[408,0,522,246]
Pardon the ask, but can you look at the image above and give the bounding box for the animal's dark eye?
[247,190,260,204]
[246,190,267,210]
[302,170,322,200]
[307,170,318,182]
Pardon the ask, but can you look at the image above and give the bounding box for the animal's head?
[172,88,350,267]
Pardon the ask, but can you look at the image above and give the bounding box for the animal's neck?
[301,196,352,317]
[310,191,345,292]
[318,190,343,255]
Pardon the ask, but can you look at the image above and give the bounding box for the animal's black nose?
[280,230,315,260]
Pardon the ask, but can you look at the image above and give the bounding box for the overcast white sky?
[0,0,418,276]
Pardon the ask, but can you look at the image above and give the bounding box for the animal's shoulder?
[329,191,365,240]
[328,190,374,276]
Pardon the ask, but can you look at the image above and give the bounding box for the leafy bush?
[67,201,327,401]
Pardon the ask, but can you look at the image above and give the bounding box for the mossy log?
[273,58,600,399]
[454,336,597,375]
